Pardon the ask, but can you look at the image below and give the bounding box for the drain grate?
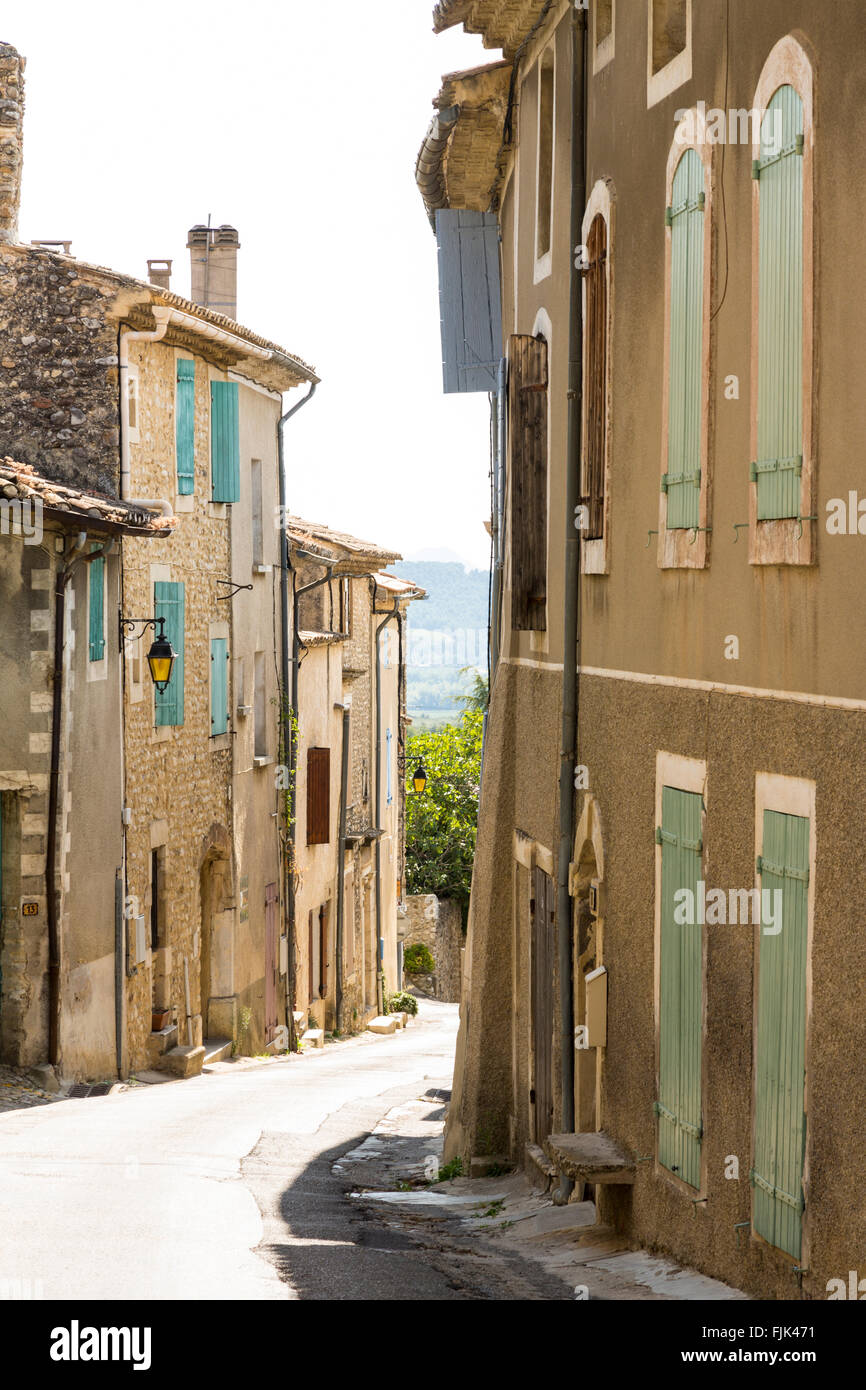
[68,1082,112,1099]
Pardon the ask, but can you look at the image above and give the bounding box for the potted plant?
[152,1007,170,1032]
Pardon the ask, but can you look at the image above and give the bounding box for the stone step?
[159,1045,205,1079]
[202,1038,232,1065]
[366,1015,397,1035]
[543,1131,636,1185]
[525,1141,557,1189]
[301,1029,324,1049]
[146,1025,179,1066]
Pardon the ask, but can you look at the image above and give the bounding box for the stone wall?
[403,894,462,1002]
[0,44,24,242]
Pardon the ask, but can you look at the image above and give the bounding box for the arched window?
[580,182,614,575]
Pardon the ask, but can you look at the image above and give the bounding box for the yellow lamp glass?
[412,763,428,795]
[147,636,176,693]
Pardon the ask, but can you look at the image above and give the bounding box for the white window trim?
[533,45,555,285]
[209,619,231,750]
[126,364,141,446]
[647,0,692,110]
[593,0,615,75]
[581,179,615,576]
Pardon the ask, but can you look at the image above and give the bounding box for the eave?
[432,0,553,60]
[416,60,511,225]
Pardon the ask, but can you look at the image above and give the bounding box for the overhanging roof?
[416,61,511,224]
[286,516,402,568]
[432,0,552,59]
[0,458,175,536]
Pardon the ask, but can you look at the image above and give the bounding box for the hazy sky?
[9,2,499,571]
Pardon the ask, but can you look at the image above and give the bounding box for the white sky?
[9,1,499,571]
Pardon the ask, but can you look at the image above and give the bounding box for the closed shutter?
[435,210,502,394]
[656,786,703,1187]
[581,214,608,539]
[210,638,228,736]
[211,380,240,503]
[88,552,105,662]
[509,334,548,631]
[753,809,809,1257]
[664,150,704,530]
[176,359,196,495]
[307,747,330,846]
[319,906,328,998]
[154,581,185,727]
[754,86,804,521]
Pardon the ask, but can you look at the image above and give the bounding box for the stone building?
[420,0,866,1299]
[286,521,423,1034]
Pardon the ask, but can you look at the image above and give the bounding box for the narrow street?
[0,1004,569,1301]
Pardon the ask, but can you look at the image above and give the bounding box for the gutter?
[554,2,587,1205]
[415,105,460,227]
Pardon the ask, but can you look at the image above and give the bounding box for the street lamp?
[412,762,428,795]
[120,617,177,693]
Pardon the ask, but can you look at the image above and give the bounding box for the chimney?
[186,223,240,320]
[0,43,25,245]
[147,258,173,291]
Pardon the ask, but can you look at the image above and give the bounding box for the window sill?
[174,494,195,514]
[253,755,273,769]
[208,502,228,519]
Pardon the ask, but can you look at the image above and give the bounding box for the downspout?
[374,600,400,1015]
[277,382,317,1049]
[118,309,174,516]
[554,2,587,1205]
[335,702,351,1033]
[47,533,116,1071]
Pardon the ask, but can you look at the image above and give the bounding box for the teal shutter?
[88,551,105,662]
[656,786,703,1187]
[211,638,228,736]
[754,86,804,520]
[753,809,809,1258]
[176,358,195,496]
[211,381,240,503]
[154,581,185,727]
[664,150,704,530]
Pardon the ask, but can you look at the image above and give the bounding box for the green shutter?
[176,358,195,496]
[664,150,704,530]
[656,786,703,1187]
[88,551,105,662]
[211,638,228,736]
[754,86,804,521]
[752,809,809,1258]
[211,380,240,503]
[154,581,185,727]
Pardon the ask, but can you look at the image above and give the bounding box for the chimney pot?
[186,220,240,320]
[147,258,173,291]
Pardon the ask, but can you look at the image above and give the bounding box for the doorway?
[530,866,555,1144]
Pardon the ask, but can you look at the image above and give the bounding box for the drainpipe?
[335,701,351,1032]
[277,383,317,1049]
[47,533,116,1071]
[118,310,174,516]
[374,600,400,1015]
[554,2,587,1206]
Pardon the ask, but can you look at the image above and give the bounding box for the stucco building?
[420,0,866,1299]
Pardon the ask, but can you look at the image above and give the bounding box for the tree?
[405,710,483,924]
[457,667,488,712]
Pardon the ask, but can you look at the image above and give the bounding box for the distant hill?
[391,561,489,634]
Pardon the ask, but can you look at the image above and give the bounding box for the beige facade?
[423,0,866,1299]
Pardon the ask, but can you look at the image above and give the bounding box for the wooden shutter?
[753,809,809,1257]
[435,210,502,394]
[210,638,228,736]
[176,359,196,496]
[509,334,548,631]
[88,553,105,662]
[656,787,703,1187]
[319,905,328,998]
[154,581,185,727]
[664,150,704,530]
[581,214,608,539]
[530,867,555,1143]
[210,380,240,503]
[307,747,330,846]
[754,86,804,521]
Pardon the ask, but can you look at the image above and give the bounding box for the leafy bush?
[405,710,483,926]
[387,990,418,1017]
[403,943,435,975]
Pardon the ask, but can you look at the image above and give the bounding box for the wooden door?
[265,883,278,1043]
[531,866,555,1143]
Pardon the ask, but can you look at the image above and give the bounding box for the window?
[150,847,165,952]
[596,0,613,44]
[307,747,330,846]
[535,51,555,270]
[154,581,185,727]
[235,656,245,714]
[210,380,240,503]
[250,459,264,567]
[127,367,140,444]
[656,784,704,1189]
[309,904,328,1000]
[88,550,105,662]
[509,334,548,631]
[339,577,350,636]
[210,638,228,737]
[176,358,195,496]
[593,0,615,73]
[753,807,809,1258]
[647,0,691,108]
[581,212,609,547]
[386,729,393,806]
[658,126,712,570]
[254,651,267,759]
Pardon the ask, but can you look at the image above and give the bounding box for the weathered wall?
[403,894,462,1002]
[0,43,24,242]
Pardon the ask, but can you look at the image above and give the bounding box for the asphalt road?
[0,1001,567,1301]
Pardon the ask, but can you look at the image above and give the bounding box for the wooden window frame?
[534,46,555,282]
[658,115,714,571]
[306,747,331,847]
[748,38,815,567]
[508,333,549,632]
[581,182,614,575]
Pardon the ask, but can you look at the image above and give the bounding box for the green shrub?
[387,990,418,1017]
[404,943,435,975]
